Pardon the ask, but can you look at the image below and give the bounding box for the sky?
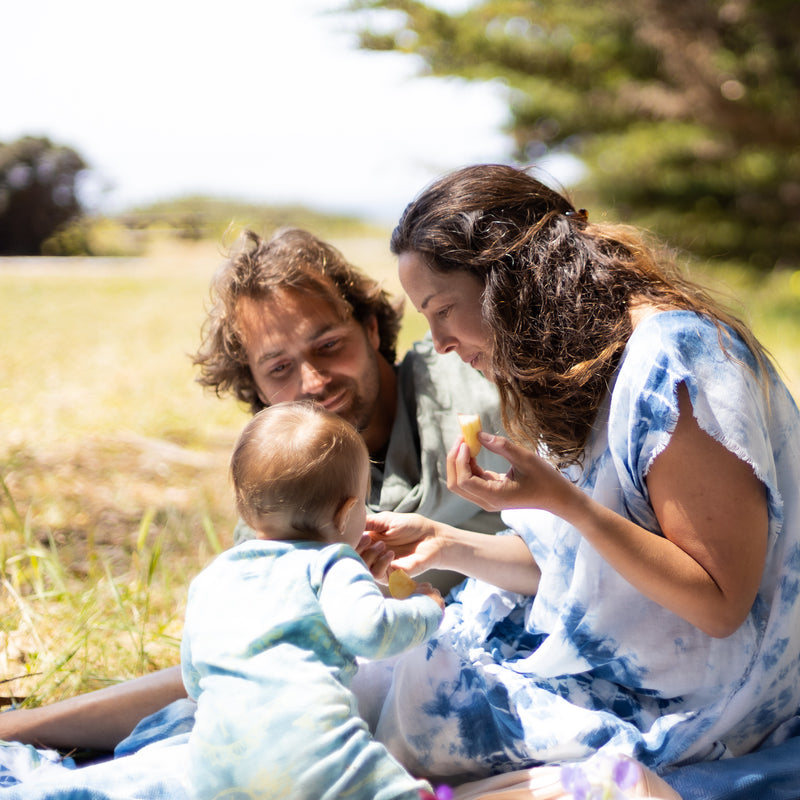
[2,0,549,224]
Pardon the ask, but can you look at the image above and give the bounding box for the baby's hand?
[357,533,394,583]
[413,581,445,612]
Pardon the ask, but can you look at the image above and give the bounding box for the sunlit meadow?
[1,233,798,708]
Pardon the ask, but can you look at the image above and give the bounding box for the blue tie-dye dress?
[362,310,800,784]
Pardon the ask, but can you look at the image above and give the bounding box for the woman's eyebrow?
[420,291,438,311]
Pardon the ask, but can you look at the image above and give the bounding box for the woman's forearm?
[0,665,187,752]
[438,526,540,595]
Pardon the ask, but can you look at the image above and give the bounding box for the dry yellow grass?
[0,232,404,706]
[1,233,797,709]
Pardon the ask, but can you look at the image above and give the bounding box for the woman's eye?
[437,305,452,319]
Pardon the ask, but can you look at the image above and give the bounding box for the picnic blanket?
[3,696,800,798]
[0,735,681,799]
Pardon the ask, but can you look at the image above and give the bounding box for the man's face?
[235,289,383,434]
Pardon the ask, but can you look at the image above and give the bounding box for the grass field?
[1,232,799,708]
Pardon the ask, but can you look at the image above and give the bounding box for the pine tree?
[350,0,800,268]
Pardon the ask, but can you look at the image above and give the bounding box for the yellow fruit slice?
[388,568,417,599]
[457,413,482,458]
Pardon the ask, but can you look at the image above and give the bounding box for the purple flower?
[612,757,641,792]
[560,763,592,800]
[559,752,642,799]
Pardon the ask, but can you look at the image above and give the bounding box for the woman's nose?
[431,326,457,355]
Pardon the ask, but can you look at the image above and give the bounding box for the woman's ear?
[333,496,358,536]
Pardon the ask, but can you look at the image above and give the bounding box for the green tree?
[0,136,88,255]
[349,0,800,268]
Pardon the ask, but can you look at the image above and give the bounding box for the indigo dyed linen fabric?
[181,539,443,800]
[0,732,193,798]
[361,310,800,784]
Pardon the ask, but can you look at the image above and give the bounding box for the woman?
[3,168,797,799]
[359,163,800,787]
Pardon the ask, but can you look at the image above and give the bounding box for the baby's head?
[231,400,370,545]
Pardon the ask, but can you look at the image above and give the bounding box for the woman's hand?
[364,511,445,578]
[368,510,541,596]
[446,431,576,514]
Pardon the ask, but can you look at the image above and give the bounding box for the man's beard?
[306,366,380,435]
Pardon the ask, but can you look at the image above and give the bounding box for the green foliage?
[348,0,800,268]
[41,216,147,258]
[0,136,88,255]
[1,132,387,258]
[0,479,193,704]
[40,219,96,257]
[120,195,388,243]
[37,198,386,258]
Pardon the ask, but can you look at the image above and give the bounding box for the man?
[0,227,505,755]
[195,228,505,554]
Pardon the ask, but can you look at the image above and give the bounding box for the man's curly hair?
[193,228,403,414]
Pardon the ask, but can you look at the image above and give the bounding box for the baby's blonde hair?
[231,401,369,539]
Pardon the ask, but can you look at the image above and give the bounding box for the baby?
[181,400,445,800]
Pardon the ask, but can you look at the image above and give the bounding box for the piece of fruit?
[457,413,482,458]
[388,568,417,599]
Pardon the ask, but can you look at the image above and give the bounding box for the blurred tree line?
[0,136,87,255]
[0,136,382,257]
[349,0,800,269]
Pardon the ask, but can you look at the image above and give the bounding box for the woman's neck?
[628,298,670,330]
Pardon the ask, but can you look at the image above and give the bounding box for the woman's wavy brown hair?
[193,228,403,415]
[391,164,769,468]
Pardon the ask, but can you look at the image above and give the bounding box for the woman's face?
[398,251,493,378]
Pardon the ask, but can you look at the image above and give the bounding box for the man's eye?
[318,338,341,352]
[268,362,290,376]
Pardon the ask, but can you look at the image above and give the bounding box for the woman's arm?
[364,512,541,596]
[0,665,187,752]
[448,384,768,638]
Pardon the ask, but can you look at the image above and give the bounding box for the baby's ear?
[333,496,358,535]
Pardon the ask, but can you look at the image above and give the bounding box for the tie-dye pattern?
[364,310,800,782]
[182,539,443,800]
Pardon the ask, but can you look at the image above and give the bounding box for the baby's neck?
[255,524,337,544]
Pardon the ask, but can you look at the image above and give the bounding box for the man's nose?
[299,361,329,395]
